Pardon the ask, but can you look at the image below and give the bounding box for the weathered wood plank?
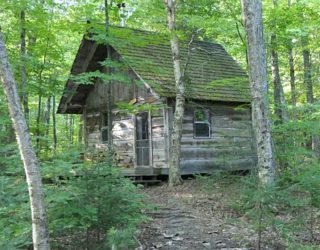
[153,150,166,161]
[181,131,251,138]
[113,113,132,121]
[152,117,164,127]
[152,138,165,149]
[113,140,134,151]
[181,147,254,160]
[180,157,255,172]
[181,136,252,144]
[153,161,167,168]
[152,126,165,137]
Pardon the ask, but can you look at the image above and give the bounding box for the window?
[194,109,210,138]
[101,112,108,143]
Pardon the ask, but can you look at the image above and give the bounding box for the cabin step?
[128,175,162,186]
[132,179,162,184]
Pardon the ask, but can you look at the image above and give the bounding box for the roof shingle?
[105,27,250,102]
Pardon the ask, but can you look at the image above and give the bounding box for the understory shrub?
[0,149,149,249]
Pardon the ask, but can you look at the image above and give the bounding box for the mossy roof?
[106,27,250,102]
[58,26,251,114]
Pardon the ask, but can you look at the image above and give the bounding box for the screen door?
[136,112,150,166]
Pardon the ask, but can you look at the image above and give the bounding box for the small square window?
[194,109,210,138]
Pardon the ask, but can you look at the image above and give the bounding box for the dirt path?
[138,180,249,250]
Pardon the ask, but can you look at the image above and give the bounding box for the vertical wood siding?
[112,113,134,168]
[151,108,167,168]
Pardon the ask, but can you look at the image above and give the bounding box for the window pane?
[194,109,210,138]
[136,112,149,140]
[194,123,210,138]
[195,109,209,122]
[101,128,108,143]
[102,112,108,127]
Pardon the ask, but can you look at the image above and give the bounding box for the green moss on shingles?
[94,26,251,103]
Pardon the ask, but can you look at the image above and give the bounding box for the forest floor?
[138,178,285,250]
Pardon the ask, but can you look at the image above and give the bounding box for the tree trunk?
[44,96,51,153]
[36,94,42,150]
[20,9,29,121]
[44,96,51,137]
[36,33,50,151]
[105,0,113,149]
[271,33,288,123]
[271,0,288,123]
[288,0,296,107]
[68,115,74,144]
[0,32,50,250]
[302,35,314,104]
[241,0,276,185]
[288,45,296,106]
[302,35,320,158]
[165,0,183,186]
[52,95,57,151]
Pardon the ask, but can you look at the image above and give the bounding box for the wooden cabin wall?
[112,112,134,168]
[151,108,167,168]
[85,112,101,148]
[85,70,156,113]
[85,78,134,112]
[84,66,162,168]
[178,103,256,174]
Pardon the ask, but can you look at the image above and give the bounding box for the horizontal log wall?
[179,103,256,173]
[86,112,101,147]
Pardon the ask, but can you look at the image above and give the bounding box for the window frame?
[193,109,211,139]
[101,112,109,144]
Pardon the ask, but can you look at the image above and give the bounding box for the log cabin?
[57,26,256,176]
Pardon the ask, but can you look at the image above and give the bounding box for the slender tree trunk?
[20,9,29,121]
[302,35,314,104]
[241,0,276,185]
[78,116,83,145]
[165,0,183,186]
[36,29,50,151]
[287,0,296,107]
[235,21,249,70]
[271,0,288,123]
[105,0,113,148]
[271,34,288,123]
[36,94,42,150]
[52,95,57,151]
[0,32,50,250]
[288,45,296,106]
[68,115,74,144]
[44,96,51,153]
[302,35,320,158]
[44,96,51,137]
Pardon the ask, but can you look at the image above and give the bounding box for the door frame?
[134,111,153,167]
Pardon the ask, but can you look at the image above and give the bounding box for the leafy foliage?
[1,0,320,248]
[0,149,149,249]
